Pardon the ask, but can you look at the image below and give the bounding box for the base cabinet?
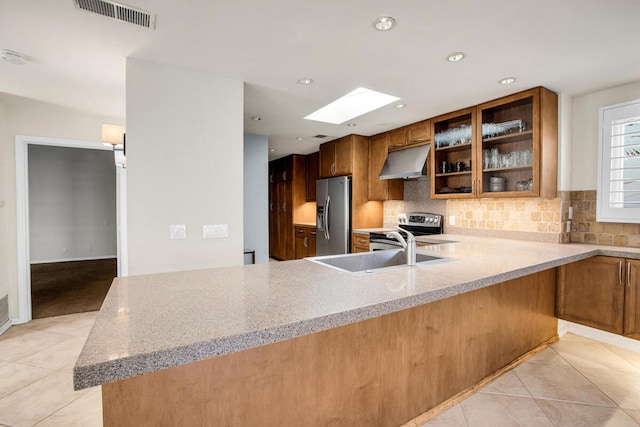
[352,233,370,253]
[557,256,640,339]
[294,226,316,259]
[625,259,640,339]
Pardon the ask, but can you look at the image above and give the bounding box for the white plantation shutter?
[597,99,640,223]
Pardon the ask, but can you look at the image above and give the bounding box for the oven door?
[369,234,405,251]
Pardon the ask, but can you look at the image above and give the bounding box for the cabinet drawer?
[295,228,306,238]
[352,233,370,247]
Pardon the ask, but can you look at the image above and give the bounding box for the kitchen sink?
[307,249,445,275]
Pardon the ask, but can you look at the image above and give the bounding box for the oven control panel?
[399,212,442,227]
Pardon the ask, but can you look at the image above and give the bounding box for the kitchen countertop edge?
[73,242,640,390]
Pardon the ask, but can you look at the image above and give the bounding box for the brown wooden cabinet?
[625,259,640,339]
[387,127,407,150]
[319,136,353,177]
[557,256,640,340]
[305,152,319,202]
[406,119,431,146]
[557,256,625,334]
[368,133,403,201]
[319,134,384,231]
[294,226,316,259]
[429,87,558,199]
[475,87,557,198]
[387,120,431,152]
[269,155,308,260]
[351,233,370,253]
[431,108,476,198]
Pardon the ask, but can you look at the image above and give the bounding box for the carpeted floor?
[30,258,117,319]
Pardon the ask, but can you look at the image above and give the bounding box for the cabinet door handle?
[412,138,428,143]
[628,262,632,288]
[282,202,287,212]
[282,171,287,181]
[619,261,624,286]
[269,174,274,184]
[269,202,274,211]
[303,236,308,248]
[331,163,335,176]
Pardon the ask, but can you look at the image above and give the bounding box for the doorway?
[15,136,125,322]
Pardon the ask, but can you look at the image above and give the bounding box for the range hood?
[379,144,430,180]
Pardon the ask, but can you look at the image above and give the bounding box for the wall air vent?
[73,0,156,29]
[313,134,328,139]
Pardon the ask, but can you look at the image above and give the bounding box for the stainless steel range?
[369,212,444,251]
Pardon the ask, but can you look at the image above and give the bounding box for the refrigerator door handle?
[324,195,330,240]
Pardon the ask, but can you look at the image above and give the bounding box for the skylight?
[304,87,400,125]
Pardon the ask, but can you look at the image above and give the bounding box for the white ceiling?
[2,0,640,160]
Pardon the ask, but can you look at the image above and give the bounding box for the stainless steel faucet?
[385,229,417,266]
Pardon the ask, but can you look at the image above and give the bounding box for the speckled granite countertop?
[73,235,640,390]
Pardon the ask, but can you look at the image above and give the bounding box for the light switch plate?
[170,224,187,239]
[449,215,456,226]
[203,224,228,239]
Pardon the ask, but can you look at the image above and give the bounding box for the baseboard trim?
[558,319,640,353]
[0,319,12,336]
[30,255,117,265]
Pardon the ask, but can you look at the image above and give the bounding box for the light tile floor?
[1,313,640,426]
[423,333,640,427]
[0,312,102,426]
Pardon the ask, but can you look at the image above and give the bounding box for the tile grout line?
[560,347,627,410]
[522,346,621,409]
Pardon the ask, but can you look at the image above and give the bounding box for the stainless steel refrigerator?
[316,176,351,256]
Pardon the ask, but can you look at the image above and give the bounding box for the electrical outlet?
[170,224,187,239]
[449,215,456,226]
[568,207,574,220]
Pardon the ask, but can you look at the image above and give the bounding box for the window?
[597,99,640,223]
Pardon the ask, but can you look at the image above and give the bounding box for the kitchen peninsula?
[74,236,640,426]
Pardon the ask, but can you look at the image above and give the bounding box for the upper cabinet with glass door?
[431,108,477,198]
[476,87,557,198]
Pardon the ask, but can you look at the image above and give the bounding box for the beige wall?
[571,80,640,191]
[0,93,123,318]
[126,59,244,275]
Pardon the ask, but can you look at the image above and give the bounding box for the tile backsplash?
[570,190,640,247]
[384,183,638,247]
[446,193,571,244]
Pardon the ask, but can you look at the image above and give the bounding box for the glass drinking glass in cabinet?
[481,120,526,139]
[435,124,472,148]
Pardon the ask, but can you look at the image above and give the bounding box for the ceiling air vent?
[73,0,156,29]
[313,134,328,139]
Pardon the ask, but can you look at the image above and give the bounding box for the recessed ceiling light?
[499,77,516,85]
[374,16,396,31]
[0,49,26,65]
[394,103,406,109]
[447,52,465,62]
[296,137,304,141]
[346,123,357,127]
[298,77,313,85]
[305,87,400,125]
[251,116,261,121]
[269,149,276,152]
